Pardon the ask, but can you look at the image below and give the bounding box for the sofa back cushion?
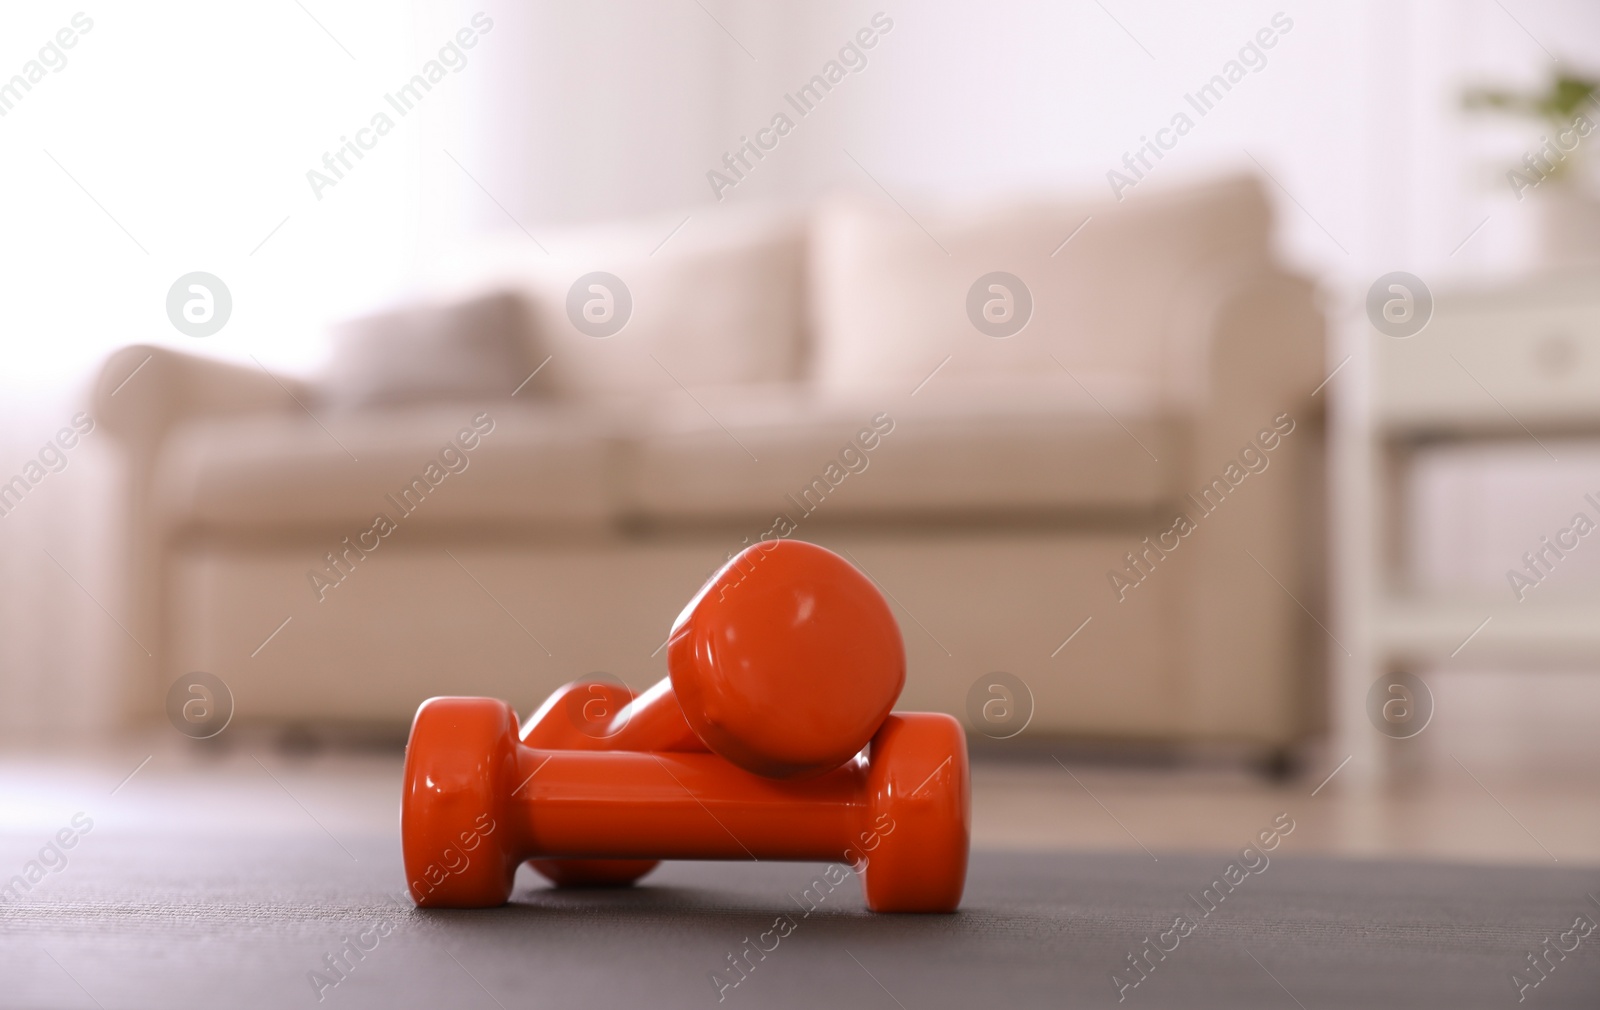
[321,290,536,410]
[807,174,1273,398]
[436,207,807,402]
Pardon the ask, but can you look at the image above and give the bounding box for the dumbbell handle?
[597,678,703,749]
[521,677,704,752]
[511,748,872,862]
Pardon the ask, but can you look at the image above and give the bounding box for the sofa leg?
[1256,746,1298,782]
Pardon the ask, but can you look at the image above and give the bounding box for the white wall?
[2,0,1590,385]
[448,0,1600,284]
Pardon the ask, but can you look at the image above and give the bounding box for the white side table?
[1337,269,1600,781]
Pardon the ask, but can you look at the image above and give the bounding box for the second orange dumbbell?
[524,539,906,776]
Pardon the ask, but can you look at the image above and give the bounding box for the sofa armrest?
[1166,268,1328,744]
[1160,267,1324,413]
[94,344,311,465]
[86,345,313,724]
[1207,270,1324,409]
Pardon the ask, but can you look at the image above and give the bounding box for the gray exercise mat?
[1,830,1596,1009]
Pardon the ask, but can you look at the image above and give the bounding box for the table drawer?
[1375,284,1600,427]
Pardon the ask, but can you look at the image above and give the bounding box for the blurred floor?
[2,738,1593,867]
[973,759,1597,865]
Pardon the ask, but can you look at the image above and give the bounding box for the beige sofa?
[94,174,1326,756]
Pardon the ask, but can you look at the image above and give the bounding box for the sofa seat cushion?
[155,403,622,535]
[154,376,1183,535]
[622,375,1182,523]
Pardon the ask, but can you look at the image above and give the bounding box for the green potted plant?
[1464,72,1599,264]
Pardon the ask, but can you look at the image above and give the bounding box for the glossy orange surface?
[519,679,671,887]
[520,677,703,753]
[401,696,968,913]
[514,541,906,888]
[521,541,906,779]
[667,540,906,779]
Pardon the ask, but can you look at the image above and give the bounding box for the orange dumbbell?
[520,539,906,886]
[402,696,969,913]
[526,539,906,777]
